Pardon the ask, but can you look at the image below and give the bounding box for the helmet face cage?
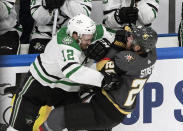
[67,14,96,38]
[131,26,158,53]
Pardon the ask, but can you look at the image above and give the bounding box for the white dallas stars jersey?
[30,0,92,39]
[103,0,159,30]
[0,0,17,35]
[30,25,115,92]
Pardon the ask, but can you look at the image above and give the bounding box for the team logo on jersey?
[33,42,45,51]
[62,36,73,45]
[124,54,134,62]
[76,20,83,24]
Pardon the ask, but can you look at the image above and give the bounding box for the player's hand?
[112,29,131,50]
[85,38,111,62]
[101,73,120,91]
[42,0,66,10]
[115,7,139,25]
[97,60,119,91]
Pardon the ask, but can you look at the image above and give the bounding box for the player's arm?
[0,0,15,20]
[64,0,92,18]
[30,0,53,25]
[136,0,159,25]
[102,0,122,29]
[57,42,104,87]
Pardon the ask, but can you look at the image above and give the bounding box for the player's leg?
[8,73,48,131]
[33,88,81,131]
[39,91,125,131]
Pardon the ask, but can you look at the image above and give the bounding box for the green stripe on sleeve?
[66,66,82,78]
[33,62,53,83]
[33,62,80,86]
[55,80,80,86]
[3,2,11,14]
[83,6,90,16]
[152,8,157,18]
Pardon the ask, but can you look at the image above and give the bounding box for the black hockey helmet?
[131,25,158,53]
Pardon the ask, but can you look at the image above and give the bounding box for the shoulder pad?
[57,27,81,51]
[93,25,104,41]
[114,50,156,73]
[114,51,139,72]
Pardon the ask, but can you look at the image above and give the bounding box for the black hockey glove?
[102,73,120,91]
[114,7,139,25]
[112,29,131,50]
[42,0,66,10]
[79,85,100,102]
[85,38,111,62]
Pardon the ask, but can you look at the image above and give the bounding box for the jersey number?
[62,50,74,61]
[105,61,116,74]
[124,79,147,107]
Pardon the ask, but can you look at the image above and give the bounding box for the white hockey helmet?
[67,14,96,38]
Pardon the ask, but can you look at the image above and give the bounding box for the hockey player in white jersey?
[0,0,20,55]
[29,0,92,54]
[103,0,159,30]
[6,14,115,131]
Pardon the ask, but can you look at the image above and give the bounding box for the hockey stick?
[52,9,59,37]
[178,2,183,47]
[130,0,135,7]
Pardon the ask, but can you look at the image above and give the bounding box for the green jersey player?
[6,14,115,131]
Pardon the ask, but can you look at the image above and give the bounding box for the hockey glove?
[42,0,66,10]
[85,38,111,62]
[112,28,131,50]
[114,7,139,25]
[101,73,120,91]
[97,59,120,91]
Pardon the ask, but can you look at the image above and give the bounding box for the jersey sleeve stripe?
[103,9,117,15]
[55,80,80,86]
[32,61,80,86]
[37,55,61,80]
[2,2,12,14]
[147,3,158,12]
[66,66,82,78]
[33,62,53,84]
[61,62,78,72]
[81,4,91,11]
[31,5,40,16]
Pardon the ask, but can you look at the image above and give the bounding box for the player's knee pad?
[0,31,20,55]
[29,38,51,54]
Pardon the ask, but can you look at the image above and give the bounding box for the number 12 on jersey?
[124,79,147,107]
[61,49,74,61]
